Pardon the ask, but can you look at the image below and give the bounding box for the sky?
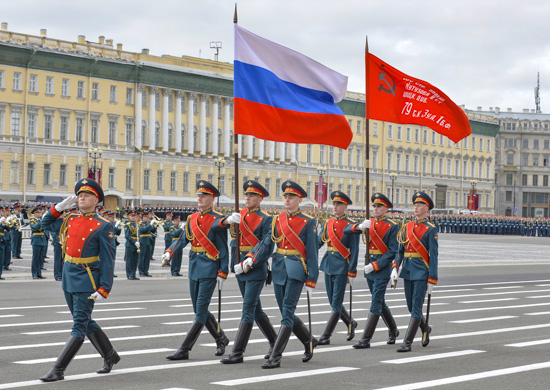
[4,0,550,113]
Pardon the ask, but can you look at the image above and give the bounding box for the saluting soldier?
[221,180,277,364]
[392,191,438,352]
[29,206,48,279]
[348,193,400,349]
[39,178,119,382]
[161,181,230,360]
[124,210,140,280]
[163,211,174,250]
[261,180,319,369]
[317,191,359,345]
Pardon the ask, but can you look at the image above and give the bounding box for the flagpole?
[364,36,371,268]
[233,4,241,258]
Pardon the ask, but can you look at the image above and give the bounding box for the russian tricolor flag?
[234,25,353,149]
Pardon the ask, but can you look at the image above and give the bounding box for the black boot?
[397,317,420,352]
[420,315,432,347]
[256,315,277,359]
[340,307,358,341]
[166,321,203,360]
[220,321,253,364]
[353,313,380,349]
[293,318,318,362]
[40,336,84,382]
[87,328,121,373]
[381,308,400,345]
[318,311,340,345]
[262,325,292,369]
[205,313,229,356]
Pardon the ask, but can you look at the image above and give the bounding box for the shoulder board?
[387,219,398,225]
[97,215,110,223]
[212,210,224,216]
[259,210,271,217]
[301,213,314,220]
[427,222,436,228]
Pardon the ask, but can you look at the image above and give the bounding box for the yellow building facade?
[0,24,497,213]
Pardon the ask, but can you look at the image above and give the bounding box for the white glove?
[115,220,122,229]
[0,217,5,223]
[267,257,272,271]
[305,286,314,298]
[348,276,355,287]
[135,241,140,249]
[89,291,106,301]
[358,219,371,231]
[55,195,78,213]
[242,258,253,273]
[364,263,374,274]
[427,283,434,294]
[161,252,171,267]
[217,276,225,291]
[234,262,245,275]
[390,268,398,283]
[227,212,241,224]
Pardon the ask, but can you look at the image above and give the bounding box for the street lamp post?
[470,179,478,213]
[317,166,327,211]
[389,172,398,208]
[214,158,225,207]
[87,148,103,182]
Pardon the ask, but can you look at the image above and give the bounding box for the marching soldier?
[317,191,359,345]
[11,203,25,259]
[349,193,400,349]
[29,206,47,279]
[163,212,174,250]
[0,209,6,280]
[261,180,319,369]
[161,181,230,360]
[221,180,277,364]
[124,210,140,280]
[149,209,159,262]
[168,215,184,276]
[39,178,119,382]
[106,211,121,278]
[138,211,153,277]
[1,206,13,272]
[392,191,438,352]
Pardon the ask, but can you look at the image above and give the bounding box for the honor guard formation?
[0,177,548,381]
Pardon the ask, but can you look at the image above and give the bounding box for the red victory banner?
[366,53,471,143]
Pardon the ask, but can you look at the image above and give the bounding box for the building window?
[27,113,37,138]
[77,80,85,99]
[522,174,527,186]
[356,148,362,168]
[405,155,410,173]
[13,72,22,90]
[109,120,117,145]
[348,147,353,167]
[356,185,361,204]
[92,82,99,100]
[471,136,476,150]
[276,178,282,197]
[422,156,427,175]
[406,127,411,142]
[543,175,549,187]
[533,175,538,186]
[387,152,393,171]
[533,155,539,166]
[396,153,402,173]
[27,162,35,185]
[205,98,211,116]
[125,169,133,190]
[388,124,393,139]
[0,110,4,134]
[106,168,115,189]
[126,87,133,105]
[397,126,402,140]
[534,139,540,149]
[43,163,51,186]
[110,85,117,103]
[45,76,54,94]
[0,70,4,88]
[372,122,378,137]
[506,153,514,165]
[522,138,529,149]
[479,137,484,151]
[208,173,214,184]
[155,92,160,109]
[61,79,70,96]
[423,129,428,144]
[356,120,362,135]
[521,154,528,166]
[75,165,83,182]
[168,94,174,111]
[431,130,436,145]
[11,161,19,184]
[60,164,68,187]
[91,119,99,143]
[329,147,334,166]
[60,116,68,140]
[142,89,147,107]
[506,173,513,186]
[11,111,21,136]
[143,169,150,190]
[183,172,189,192]
[29,74,38,93]
[126,122,134,147]
[373,150,378,169]
[75,118,84,142]
[170,171,177,192]
[319,145,326,164]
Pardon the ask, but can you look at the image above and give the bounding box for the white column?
[148,87,157,151]
[290,143,296,163]
[269,141,275,162]
[162,89,170,153]
[135,85,143,149]
[175,90,183,154]
[199,94,207,156]
[258,139,265,160]
[212,96,219,157]
[238,135,242,158]
[224,97,231,157]
[247,136,254,160]
[187,92,195,155]
[278,142,286,162]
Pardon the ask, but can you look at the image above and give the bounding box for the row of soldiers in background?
[433,214,549,237]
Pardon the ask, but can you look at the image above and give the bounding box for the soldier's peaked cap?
[196,180,220,197]
[75,178,104,203]
[371,192,393,209]
[243,180,269,198]
[331,191,352,205]
[282,180,307,198]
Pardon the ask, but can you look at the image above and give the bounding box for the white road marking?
[450,315,516,324]
[482,286,522,290]
[0,314,23,319]
[458,298,518,304]
[505,339,550,348]
[526,295,550,299]
[56,307,146,314]
[381,350,485,364]
[21,325,140,335]
[525,311,550,316]
[211,367,360,386]
[373,361,550,390]
[14,348,173,364]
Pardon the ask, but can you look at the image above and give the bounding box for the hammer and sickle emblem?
[377,69,396,96]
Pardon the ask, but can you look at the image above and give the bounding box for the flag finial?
[234,4,238,24]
